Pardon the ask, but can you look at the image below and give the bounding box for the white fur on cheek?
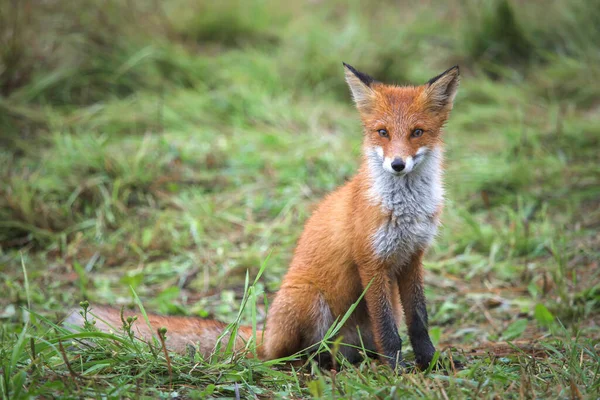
[403,156,414,173]
[383,157,395,173]
[412,146,429,169]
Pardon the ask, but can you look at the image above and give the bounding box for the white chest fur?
[366,147,444,267]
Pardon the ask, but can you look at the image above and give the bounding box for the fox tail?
[64,305,263,357]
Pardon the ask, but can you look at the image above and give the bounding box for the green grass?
[1,0,599,398]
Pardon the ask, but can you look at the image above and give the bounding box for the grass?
[1,0,599,398]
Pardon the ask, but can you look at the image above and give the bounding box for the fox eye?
[377,129,389,138]
[411,129,424,138]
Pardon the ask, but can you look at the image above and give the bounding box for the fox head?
[344,63,459,176]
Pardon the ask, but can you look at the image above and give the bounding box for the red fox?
[66,63,460,370]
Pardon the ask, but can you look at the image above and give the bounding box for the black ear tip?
[427,65,460,85]
[343,63,375,86]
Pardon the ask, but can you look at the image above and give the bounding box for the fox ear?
[343,63,376,112]
[423,66,460,111]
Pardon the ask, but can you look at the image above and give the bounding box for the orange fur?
[65,64,460,369]
[64,305,264,357]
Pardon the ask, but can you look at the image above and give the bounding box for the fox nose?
[391,158,405,172]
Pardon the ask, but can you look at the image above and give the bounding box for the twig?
[234,382,241,400]
[157,327,173,389]
[58,340,81,386]
[330,369,337,399]
[30,337,37,372]
[446,348,457,376]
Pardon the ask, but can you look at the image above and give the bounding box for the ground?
[1,0,599,398]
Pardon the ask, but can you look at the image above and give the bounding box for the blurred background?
[0,0,598,396]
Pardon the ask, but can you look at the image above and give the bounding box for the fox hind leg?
[263,284,334,364]
[264,284,382,368]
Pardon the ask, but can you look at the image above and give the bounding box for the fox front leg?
[359,269,405,370]
[398,251,436,370]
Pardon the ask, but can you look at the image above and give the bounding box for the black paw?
[415,355,435,370]
[416,351,466,372]
[316,352,336,371]
[413,342,436,370]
